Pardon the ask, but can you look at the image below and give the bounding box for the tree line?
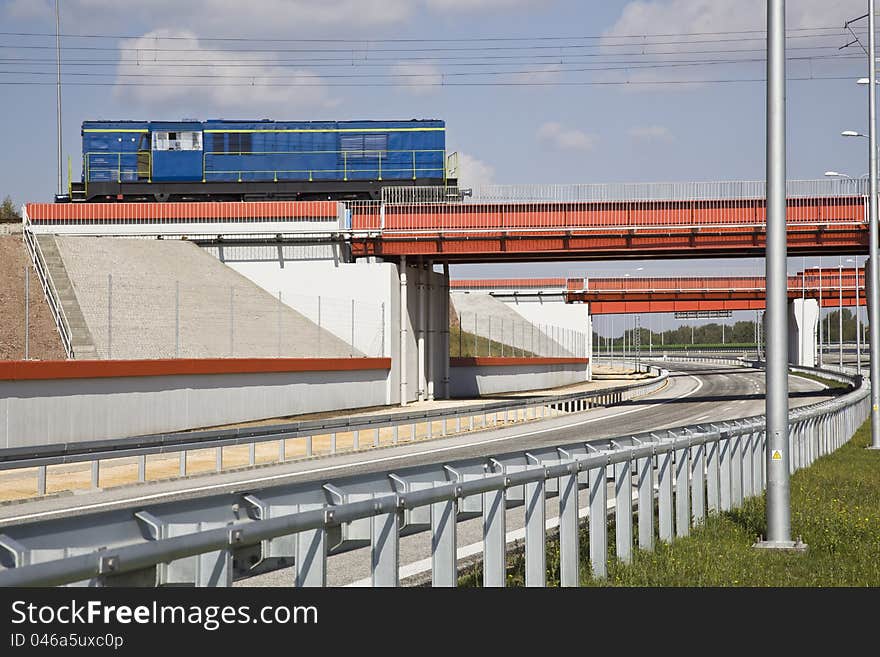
[595,311,865,347]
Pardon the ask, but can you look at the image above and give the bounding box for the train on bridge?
[64,118,457,203]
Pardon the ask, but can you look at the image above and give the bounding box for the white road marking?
[1,374,705,524]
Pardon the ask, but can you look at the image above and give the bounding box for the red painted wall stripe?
[450,357,588,368]
[0,357,391,381]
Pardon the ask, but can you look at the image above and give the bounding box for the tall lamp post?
[755,0,799,550]
[848,257,862,375]
[854,19,880,450]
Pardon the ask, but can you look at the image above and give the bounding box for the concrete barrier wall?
[0,358,391,448]
[449,357,589,398]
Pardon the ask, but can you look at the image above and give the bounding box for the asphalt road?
[227,362,833,587]
[0,362,838,587]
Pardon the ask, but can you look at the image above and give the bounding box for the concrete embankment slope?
[53,236,358,359]
[450,291,569,356]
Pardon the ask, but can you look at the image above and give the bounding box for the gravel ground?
[0,235,66,360]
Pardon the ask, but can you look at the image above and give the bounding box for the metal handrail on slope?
[0,363,866,588]
[20,208,73,359]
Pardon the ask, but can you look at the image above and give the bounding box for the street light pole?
[756,0,798,550]
[817,260,823,366]
[851,258,862,375]
[868,0,880,450]
[839,257,844,369]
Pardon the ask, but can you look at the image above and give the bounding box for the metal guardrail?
[0,365,666,496]
[0,363,866,588]
[20,209,73,359]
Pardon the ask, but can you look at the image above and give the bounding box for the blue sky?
[0,0,874,332]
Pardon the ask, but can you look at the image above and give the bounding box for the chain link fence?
[451,310,587,358]
[69,272,384,360]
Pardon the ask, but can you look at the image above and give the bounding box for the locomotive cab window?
[341,134,387,159]
[152,131,203,152]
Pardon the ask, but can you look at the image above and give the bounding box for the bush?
[0,195,20,223]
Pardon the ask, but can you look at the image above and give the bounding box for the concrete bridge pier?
[788,298,819,367]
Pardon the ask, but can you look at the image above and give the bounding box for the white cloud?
[602,0,867,90]
[536,122,597,152]
[8,0,414,34]
[8,0,546,32]
[425,0,551,11]
[392,62,443,96]
[605,0,865,40]
[452,152,495,188]
[114,30,337,114]
[629,125,674,142]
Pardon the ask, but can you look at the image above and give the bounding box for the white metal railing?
[21,207,73,358]
[381,178,870,203]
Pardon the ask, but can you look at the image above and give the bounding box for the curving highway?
[0,362,840,586]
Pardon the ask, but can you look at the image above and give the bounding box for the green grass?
[459,420,880,587]
[791,372,851,391]
[449,323,535,358]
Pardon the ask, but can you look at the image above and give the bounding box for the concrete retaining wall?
[449,357,589,397]
[0,358,391,448]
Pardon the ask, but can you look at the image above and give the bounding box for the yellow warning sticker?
[772,450,783,461]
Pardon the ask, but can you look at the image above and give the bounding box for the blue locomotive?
[68,118,454,202]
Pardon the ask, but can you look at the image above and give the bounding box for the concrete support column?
[400,256,408,406]
[417,258,427,403]
[443,263,451,399]
[427,259,435,401]
[787,298,819,367]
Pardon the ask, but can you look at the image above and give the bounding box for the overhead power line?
[0,25,861,44]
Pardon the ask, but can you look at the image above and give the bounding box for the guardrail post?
[36,466,47,496]
[431,497,457,587]
[557,462,580,586]
[294,517,327,587]
[731,432,743,508]
[752,428,764,495]
[613,454,633,564]
[215,447,223,473]
[675,444,690,538]
[371,497,399,587]
[706,438,720,513]
[719,434,732,511]
[482,485,506,587]
[91,460,100,489]
[657,446,674,542]
[588,464,608,579]
[691,441,705,525]
[524,474,546,587]
[137,455,147,483]
[180,451,187,477]
[637,453,654,552]
[741,432,754,499]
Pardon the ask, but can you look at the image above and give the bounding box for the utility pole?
[818,258,823,366]
[755,0,801,551]
[55,0,63,198]
[868,0,880,450]
[839,257,844,369]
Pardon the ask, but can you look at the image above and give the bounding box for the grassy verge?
[791,371,851,391]
[460,419,880,587]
